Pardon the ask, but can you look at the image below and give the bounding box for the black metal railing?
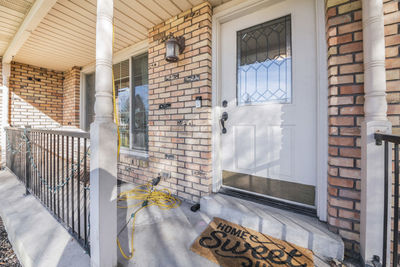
[5,126,90,253]
[375,132,400,267]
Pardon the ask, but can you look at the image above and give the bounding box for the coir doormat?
[191,217,314,267]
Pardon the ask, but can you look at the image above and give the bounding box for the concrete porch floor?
[0,169,343,267]
[0,169,90,267]
[117,182,341,267]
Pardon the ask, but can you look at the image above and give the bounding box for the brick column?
[326,0,364,259]
[63,66,81,127]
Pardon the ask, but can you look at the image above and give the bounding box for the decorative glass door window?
[237,15,292,105]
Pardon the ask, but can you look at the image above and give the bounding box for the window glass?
[84,72,95,131]
[237,15,292,105]
[113,60,130,148]
[131,54,148,151]
[85,54,148,152]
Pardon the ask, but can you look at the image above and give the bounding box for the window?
[83,52,149,152]
[131,54,148,151]
[237,15,292,105]
[83,72,95,131]
[113,60,130,148]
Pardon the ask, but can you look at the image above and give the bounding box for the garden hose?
[112,23,121,157]
[116,179,181,260]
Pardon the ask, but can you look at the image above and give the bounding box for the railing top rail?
[5,127,90,139]
[375,132,400,145]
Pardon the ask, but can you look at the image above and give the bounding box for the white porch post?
[360,0,391,264]
[1,61,10,164]
[90,0,118,266]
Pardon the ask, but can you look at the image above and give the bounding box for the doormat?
[191,217,314,267]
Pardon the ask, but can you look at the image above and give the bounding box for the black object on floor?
[191,203,200,212]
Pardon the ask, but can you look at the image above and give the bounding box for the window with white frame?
[82,52,149,152]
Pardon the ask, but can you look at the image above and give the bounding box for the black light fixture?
[165,33,185,62]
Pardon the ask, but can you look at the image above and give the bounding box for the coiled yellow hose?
[117,183,181,260]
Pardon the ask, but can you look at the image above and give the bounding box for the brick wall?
[9,62,64,128]
[326,0,363,259]
[63,66,81,127]
[118,2,213,203]
[384,1,400,131]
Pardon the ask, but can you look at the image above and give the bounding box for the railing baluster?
[62,135,65,222]
[394,144,399,267]
[66,136,70,227]
[71,137,75,234]
[383,141,389,267]
[57,134,60,218]
[4,127,90,253]
[83,138,88,247]
[53,134,56,214]
[46,133,49,207]
[77,138,81,239]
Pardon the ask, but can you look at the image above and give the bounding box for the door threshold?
[218,187,317,217]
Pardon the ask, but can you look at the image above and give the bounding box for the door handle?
[220,112,228,134]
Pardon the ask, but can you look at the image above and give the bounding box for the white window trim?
[80,40,149,157]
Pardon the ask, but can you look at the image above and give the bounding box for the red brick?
[329,176,354,188]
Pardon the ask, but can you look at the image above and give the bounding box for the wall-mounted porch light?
[165,34,185,62]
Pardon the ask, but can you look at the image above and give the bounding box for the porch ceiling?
[0,0,34,56]
[6,0,231,71]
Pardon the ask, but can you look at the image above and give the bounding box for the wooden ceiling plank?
[120,0,163,24]
[0,16,22,27]
[21,42,93,62]
[17,49,89,63]
[153,0,181,15]
[0,8,25,21]
[53,2,95,28]
[0,5,25,19]
[171,0,192,12]
[48,8,95,36]
[115,0,155,27]
[37,22,95,48]
[113,7,148,33]
[41,17,96,43]
[137,0,173,20]
[62,0,144,44]
[3,0,58,63]
[27,30,95,54]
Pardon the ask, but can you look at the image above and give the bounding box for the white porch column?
[90,0,117,266]
[1,61,10,164]
[360,0,391,264]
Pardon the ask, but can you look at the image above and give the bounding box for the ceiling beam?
[2,0,58,63]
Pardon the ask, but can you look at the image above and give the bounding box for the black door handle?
[220,112,228,134]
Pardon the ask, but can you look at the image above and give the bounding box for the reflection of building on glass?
[131,53,149,151]
[237,15,292,105]
[113,59,130,148]
[133,91,147,150]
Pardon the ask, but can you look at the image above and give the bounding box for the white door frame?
[211,0,328,221]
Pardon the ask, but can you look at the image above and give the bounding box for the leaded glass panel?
[237,15,292,105]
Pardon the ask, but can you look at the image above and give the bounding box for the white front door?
[219,0,317,207]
